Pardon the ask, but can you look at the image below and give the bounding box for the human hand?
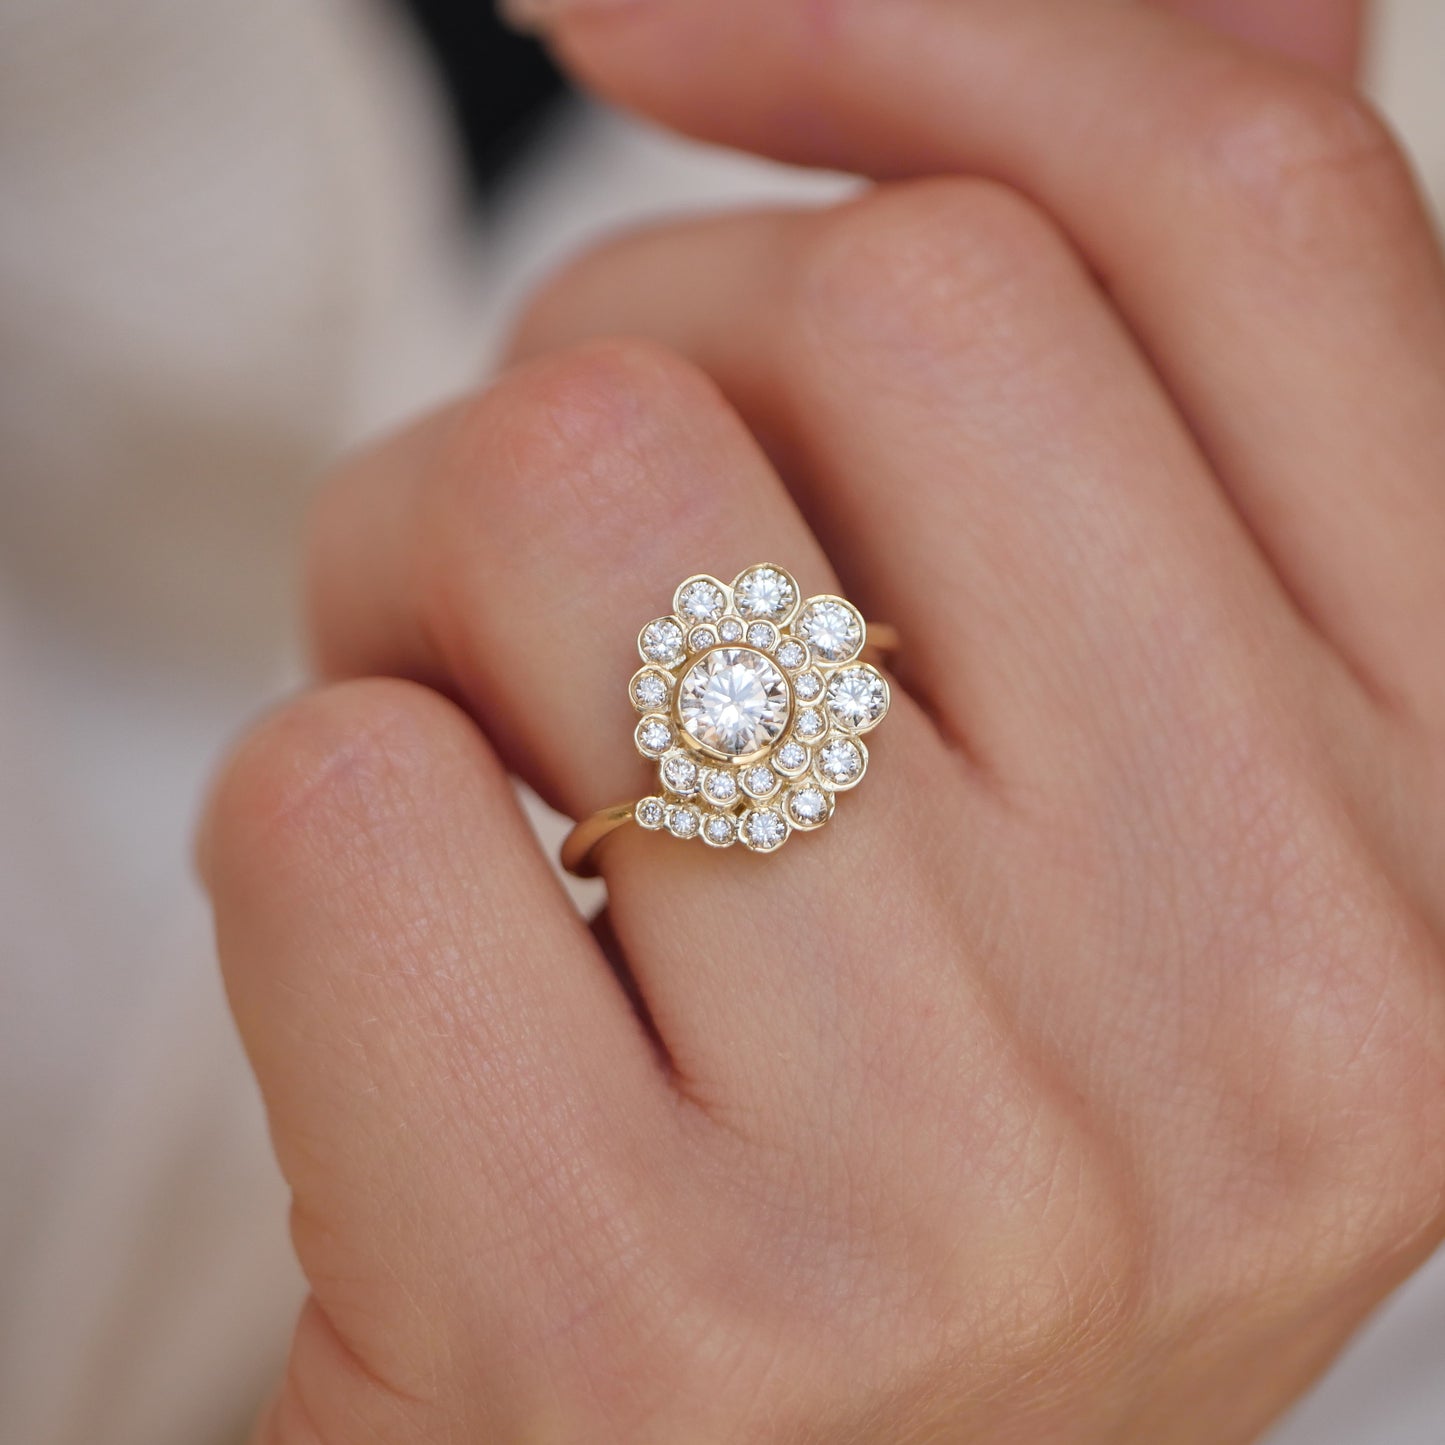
[202,2,1445,1440]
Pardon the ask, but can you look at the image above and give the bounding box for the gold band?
[561,621,898,878]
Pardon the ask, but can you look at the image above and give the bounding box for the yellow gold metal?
[561,616,898,878]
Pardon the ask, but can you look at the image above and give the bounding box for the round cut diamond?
[718,618,744,642]
[633,671,669,710]
[702,770,738,805]
[743,809,788,851]
[678,579,725,623]
[818,739,864,788]
[775,740,808,774]
[798,599,862,663]
[636,797,665,830]
[795,707,825,741]
[636,717,672,755]
[743,765,778,798]
[787,784,829,827]
[703,814,737,847]
[677,647,790,759]
[775,640,806,670]
[745,621,777,650]
[793,670,822,701]
[662,753,699,795]
[688,625,717,652]
[666,804,701,839]
[734,567,797,622]
[641,617,685,665]
[825,666,889,731]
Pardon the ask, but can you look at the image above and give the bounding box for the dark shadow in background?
[396,0,572,195]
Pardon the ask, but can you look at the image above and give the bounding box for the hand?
[202,3,1445,1441]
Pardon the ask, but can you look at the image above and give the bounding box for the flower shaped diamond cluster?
[629,565,890,854]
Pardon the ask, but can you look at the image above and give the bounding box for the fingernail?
[498,0,646,32]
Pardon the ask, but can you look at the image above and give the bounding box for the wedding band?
[561,565,896,878]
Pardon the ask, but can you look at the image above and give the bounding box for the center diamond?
[677,647,791,760]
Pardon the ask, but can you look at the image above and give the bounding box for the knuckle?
[426,337,721,572]
[1184,65,1419,252]
[794,178,1078,368]
[201,678,470,888]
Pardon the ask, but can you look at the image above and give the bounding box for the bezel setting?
[627,566,890,856]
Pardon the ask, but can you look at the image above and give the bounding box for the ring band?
[561,565,898,878]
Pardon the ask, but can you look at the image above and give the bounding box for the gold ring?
[561,565,897,878]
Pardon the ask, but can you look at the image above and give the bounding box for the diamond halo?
[625,565,891,856]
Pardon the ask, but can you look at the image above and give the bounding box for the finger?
[513,185,1351,781]
[1165,0,1364,76]
[201,678,679,1422]
[307,339,966,1117]
[539,0,1445,720]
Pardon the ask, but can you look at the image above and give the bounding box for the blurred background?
[0,3,1441,1442]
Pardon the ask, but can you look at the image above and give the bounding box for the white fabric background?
[0,3,1440,1442]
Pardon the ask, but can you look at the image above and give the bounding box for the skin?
[200,0,1445,1440]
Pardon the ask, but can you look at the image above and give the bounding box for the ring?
[561,564,896,877]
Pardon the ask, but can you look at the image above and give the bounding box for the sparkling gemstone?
[744,809,788,850]
[641,617,685,665]
[743,765,777,797]
[718,618,744,642]
[798,599,862,662]
[703,770,738,805]
[776,640,806,670]
[746,621,776,650]
[677,647,791,759]
[636,718,672,754]
[703,814,737,847]
[734,567,796,621]
[678,580,725,623]
[819,739,863,786]
[666,805,701,839]
[633,672,669,709]
[688,626,716,652]
[662,753,699,794]
[636,797,665,829]
[793,671,822,701]
[776,740,808,773]
[826,666,888,730]
[788,785,829,826]
[795,707,825,741]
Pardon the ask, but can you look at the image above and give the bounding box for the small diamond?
[745,621,777,650]
[825,666,889,731]
[795,707,825,741]
[666,804,701,839]
[743,765,778,798]
[776,640,806,670]
[635,797,665,830]
[678,579,725,623]
[743,809,788,851]
[633,672,669,710]
[793,671,822,701]
[734,567,797,622]
[702,770,738,805]
[718,618,744,642]
[641,617,685,665]
[775,740,809,774]
[636,717,672,755]
[662,753,699,795]
[787,785,829,827]
[703,814,737,847]
[688,625,717,652]
[798,599,862,663]
[818,739,864,788]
